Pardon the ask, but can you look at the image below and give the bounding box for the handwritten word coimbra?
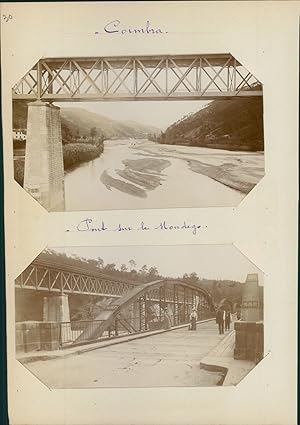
[95,20,167,35]
[74,218,206,236]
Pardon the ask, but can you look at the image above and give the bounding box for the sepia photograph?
[15,244,264,388]
[12,54,264,211]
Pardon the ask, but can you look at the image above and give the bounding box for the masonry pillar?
[24,101,65,211]
[241,273,260,321]
[234,273,264,362]
[43,293,70,322]
[43,293,72,345]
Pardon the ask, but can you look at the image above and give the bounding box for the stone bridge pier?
[24,101,65,211]
[234,273,264,363]
[42,293,72,346]
[43,293,70,323]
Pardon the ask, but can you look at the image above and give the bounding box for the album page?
[2,2,298,424]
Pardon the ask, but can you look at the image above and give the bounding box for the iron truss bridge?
[73,279,216,343]
[12,54,262,102]
[14,259,136,298]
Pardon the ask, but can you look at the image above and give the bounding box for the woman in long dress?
[163,308,172,329]
[189,308,197,330]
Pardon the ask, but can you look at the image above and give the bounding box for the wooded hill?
[158,95,264,151]
[13,102,161,143]
[39,250,244,305]
[16,250,247,322]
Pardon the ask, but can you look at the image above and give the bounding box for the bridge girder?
[15,260,135,298]
[12,54,262,102]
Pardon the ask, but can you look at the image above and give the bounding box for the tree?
[139,265,148,276]
[72,299,102,321]
[86,258,98,268]
[104,263,116,272]
[188,272,199,282]
[90,127,97,139]
[120,264,128,273]
[128,259,136,271]
[97,257,104,269]
[148,266,159,279]
[182,272,199,284]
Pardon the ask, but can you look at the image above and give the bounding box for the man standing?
[216,308,225,334]
[225,310,231,331]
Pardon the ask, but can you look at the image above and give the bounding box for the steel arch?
[74,279,215,343]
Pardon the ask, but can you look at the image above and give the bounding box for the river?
[64,139,262,211]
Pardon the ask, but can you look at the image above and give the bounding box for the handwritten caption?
[95,20,167,35]
[66,218,207,236]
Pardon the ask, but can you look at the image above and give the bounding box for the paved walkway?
[21,320,229,388]
[17,319,214,364]
[200,329,255,386]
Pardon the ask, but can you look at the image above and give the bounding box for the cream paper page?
[2,2,298,424]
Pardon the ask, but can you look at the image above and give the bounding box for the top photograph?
[12,53,264,212]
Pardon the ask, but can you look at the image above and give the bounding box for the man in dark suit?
[216,308,225,334]
[225,310,231,331]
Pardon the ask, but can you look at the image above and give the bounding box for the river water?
[64,139,246,211]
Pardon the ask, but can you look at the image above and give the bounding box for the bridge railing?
[59,310,216,347]
[59,317,158,346]
[59,320,107,346]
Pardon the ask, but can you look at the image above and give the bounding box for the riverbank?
[186,157,263,194]
[63,141,103,170]
[134,143,264,194]
[14,141,104,187]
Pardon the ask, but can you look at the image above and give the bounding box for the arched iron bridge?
[73,278,216,344]
[15,260,219,346]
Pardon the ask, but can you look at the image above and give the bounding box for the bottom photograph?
[15,244,264,388]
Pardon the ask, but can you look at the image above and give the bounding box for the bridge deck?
[24,320,227,388]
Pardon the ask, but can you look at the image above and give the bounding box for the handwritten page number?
[3,14,13,23]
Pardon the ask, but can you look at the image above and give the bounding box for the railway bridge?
[12,53,263,211]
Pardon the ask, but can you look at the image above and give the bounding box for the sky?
[58,100,211,131]
[48,245,264,284]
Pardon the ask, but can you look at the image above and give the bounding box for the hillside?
[13,102,161,142]
[39,250,244,305]
[158,96,264,151]
[16,250,247,322]
[60,107,161,140]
